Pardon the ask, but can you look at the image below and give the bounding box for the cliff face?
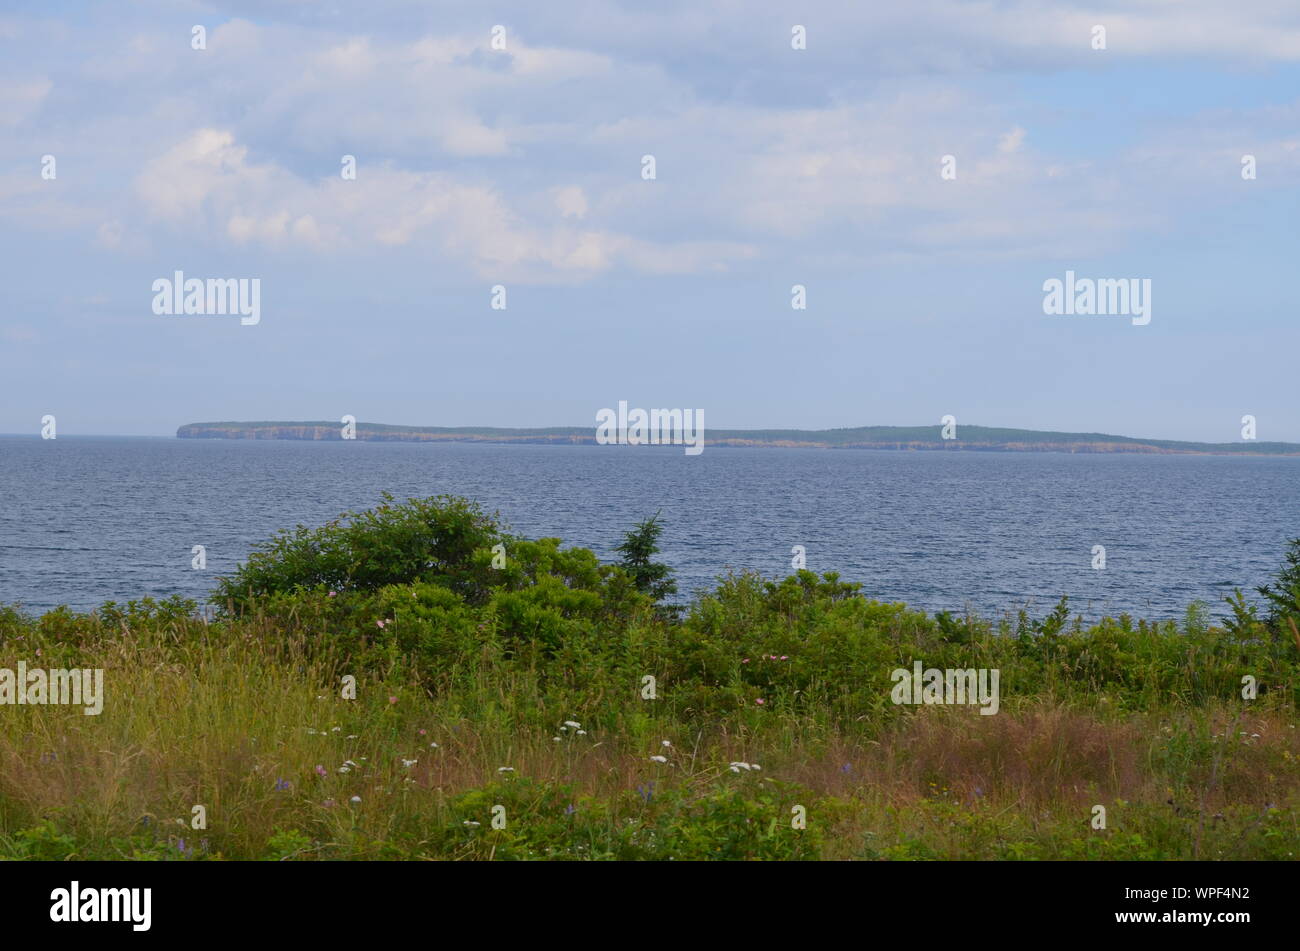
[179,424,340,440]
[175,422,1300,455]
[707,438,1197,453]
[176,423,594,444]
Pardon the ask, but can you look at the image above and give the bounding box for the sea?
[1,435,1297,620]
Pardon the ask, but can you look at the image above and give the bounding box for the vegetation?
[613,513,678,605]
[176,421,1300,455]
[0,496,1296,860]
[1258,537,1300,635]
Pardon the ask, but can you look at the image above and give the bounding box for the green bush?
[213,494,508,610]
[1259,537,1300,637]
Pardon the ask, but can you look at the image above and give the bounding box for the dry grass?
[0,619,1295,859]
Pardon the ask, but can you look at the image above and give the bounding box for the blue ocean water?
[1,436,1297,619]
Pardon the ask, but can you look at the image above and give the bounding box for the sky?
[1,0,1297,440]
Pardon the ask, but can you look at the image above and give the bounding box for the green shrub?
[1259,537,1300,638]
[614,514,677,605]
[213,494,508,610]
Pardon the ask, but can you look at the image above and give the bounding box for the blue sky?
[2,0,1298,440]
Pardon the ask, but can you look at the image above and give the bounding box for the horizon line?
[2,419,1296,449]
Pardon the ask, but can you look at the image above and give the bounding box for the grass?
[0,601,1294,860]
[0,496,1295,860]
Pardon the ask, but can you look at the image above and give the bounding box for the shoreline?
[172,422,1300,457]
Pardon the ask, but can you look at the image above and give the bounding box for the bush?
[614,514,677,604]
[213,494,508,610]
[1258,537,1300,638]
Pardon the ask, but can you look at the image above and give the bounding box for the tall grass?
[0,498,1295,860]
[0,592,1293,860]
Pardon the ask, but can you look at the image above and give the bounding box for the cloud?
[2,2,1298,279]
[998,127,1026,154]
[552,186,588,219]
[0,77,51,126]
[131,128,754,278]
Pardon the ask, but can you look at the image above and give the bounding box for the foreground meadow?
[0,496,1296,860]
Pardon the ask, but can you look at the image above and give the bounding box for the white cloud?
[552,185,588,219]
[130,128,753,278]
[998,127,1026,154]
[0,78,51,127]
[3,2,1297,277]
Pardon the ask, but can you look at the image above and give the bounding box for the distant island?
[175,421,1300,455]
